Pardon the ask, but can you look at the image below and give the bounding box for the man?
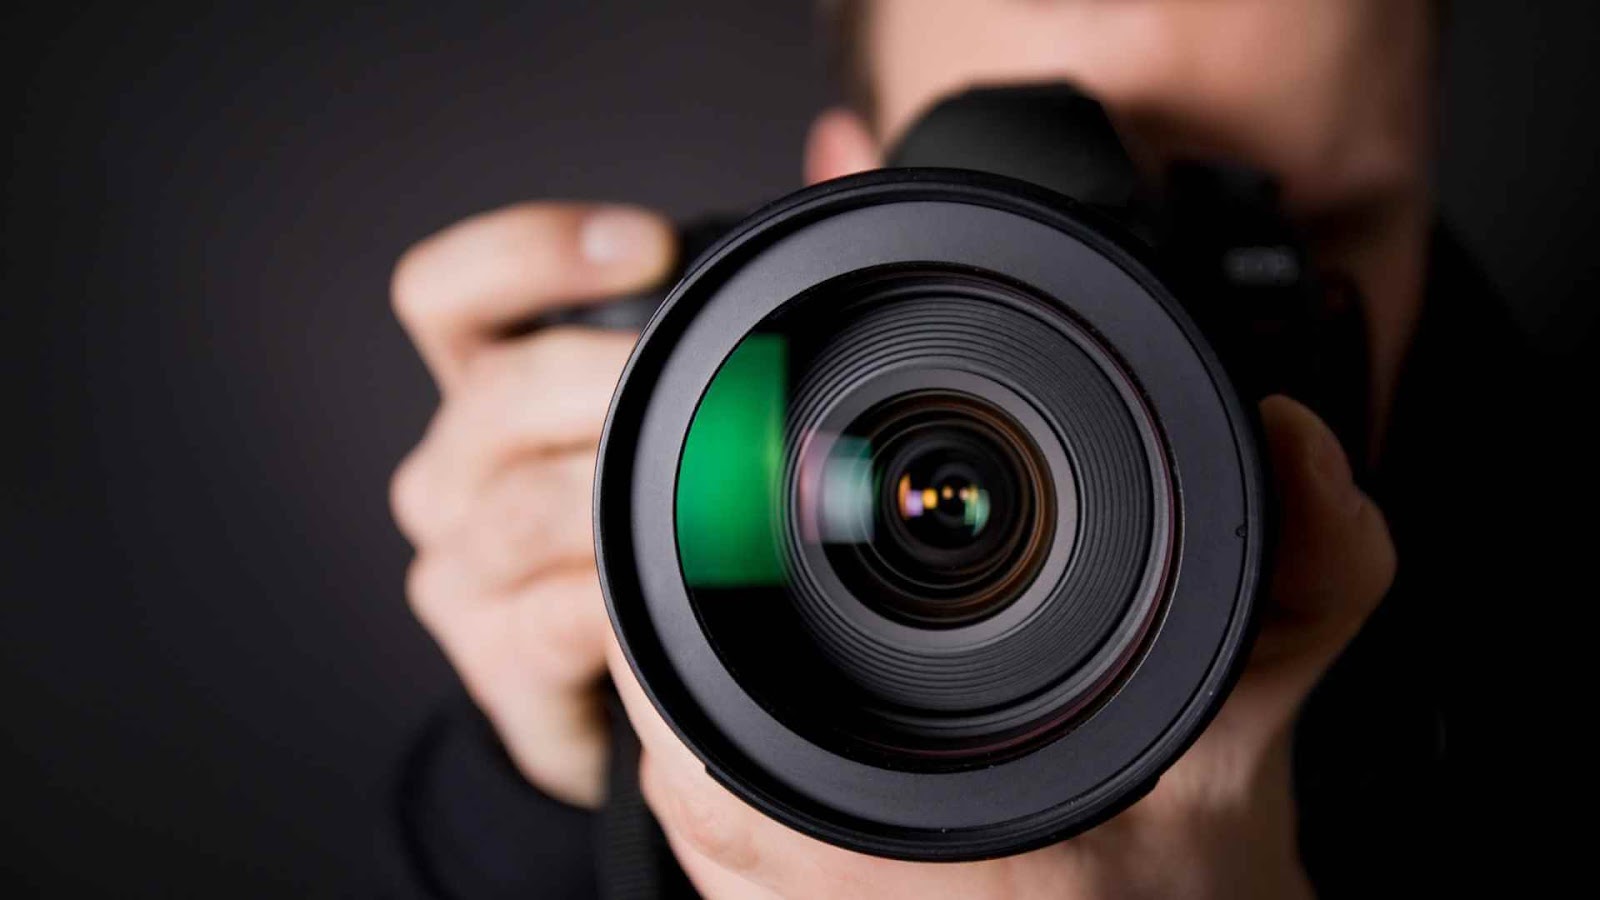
[385,1,1568,896]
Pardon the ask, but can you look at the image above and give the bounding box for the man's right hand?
[389,202,676,808]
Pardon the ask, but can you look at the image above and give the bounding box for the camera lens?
[814,391,1054,627]
[597,173,1265,860]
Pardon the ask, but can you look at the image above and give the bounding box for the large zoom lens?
[597,173,1265,860]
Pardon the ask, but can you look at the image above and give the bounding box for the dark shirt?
[381,229,1577,898]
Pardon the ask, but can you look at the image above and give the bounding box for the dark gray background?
[2,1,1594,896]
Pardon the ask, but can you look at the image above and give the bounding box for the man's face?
[866,0,1433,216]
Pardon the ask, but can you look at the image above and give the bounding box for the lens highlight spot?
[898,473,990,535]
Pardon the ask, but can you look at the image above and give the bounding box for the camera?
[568,83,1366,860]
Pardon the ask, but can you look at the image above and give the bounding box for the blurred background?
[3,1,1595,895]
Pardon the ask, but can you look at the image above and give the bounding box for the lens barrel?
[596,170,1265,860]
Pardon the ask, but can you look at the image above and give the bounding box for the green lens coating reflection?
[676,334,788,587]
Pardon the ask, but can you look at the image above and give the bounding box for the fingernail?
[581,206,663,266]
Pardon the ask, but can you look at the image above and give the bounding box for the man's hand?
[390,198,1395,896]
[390,201,674,808]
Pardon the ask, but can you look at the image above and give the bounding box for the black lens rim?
[596,169,1265,861]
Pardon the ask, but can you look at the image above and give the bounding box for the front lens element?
[674,270,1164,768]
[811,392,1054,627]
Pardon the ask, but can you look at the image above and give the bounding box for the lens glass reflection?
[806,392,1053,626]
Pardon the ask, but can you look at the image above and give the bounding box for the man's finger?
[606,639,777,879]
[1250,394,1396,686]
[449,451,599,591]
[446,327,638,459]
[408,562,613,807]
[390,329,636,544]
[392,202,674,389]
[408,560,610,681]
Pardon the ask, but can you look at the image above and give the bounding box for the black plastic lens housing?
[595,170,1265,861]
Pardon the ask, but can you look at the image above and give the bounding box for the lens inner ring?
[772,279,1171,723]
[833,392,1054,622]
[789,370,1077,658]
